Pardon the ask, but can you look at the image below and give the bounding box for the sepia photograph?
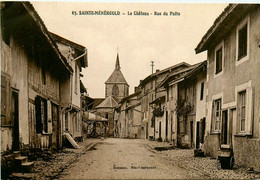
[1,1,260,179]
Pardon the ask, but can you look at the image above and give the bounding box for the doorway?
[159,121,161,139]
[12,91,19,151]
[146,122,148,139]
[222,110,228,145]
[166,111,168,141]
[196,121,200,149]
[190,121,194,148]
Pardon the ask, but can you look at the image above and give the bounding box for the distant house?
[50,32,88,142]
[1,2,72,152]
[195,4,260,170]
[138,62,190,140]
[115,90,142,138]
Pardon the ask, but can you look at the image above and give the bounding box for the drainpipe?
[72,48,87,62]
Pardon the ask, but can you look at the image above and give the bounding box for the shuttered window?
[35,96,47,133]
[1,75,12,126]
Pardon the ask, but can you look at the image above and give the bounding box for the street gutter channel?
[144,143,210,179]
[49,141,100,179]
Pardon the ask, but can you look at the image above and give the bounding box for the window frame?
[200,82,204,101]
[239,91,246,132]
[214,41,224,78]
[236,15,250,66]
[212,98,222,133]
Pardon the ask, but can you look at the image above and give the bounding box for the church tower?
[105,53,129,101]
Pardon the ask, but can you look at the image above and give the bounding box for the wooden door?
[52,104,59,149]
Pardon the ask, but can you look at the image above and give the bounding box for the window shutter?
[35,96,43,133]
[245,88,253,135]
[47,100,52,133]
[1,75,11,126]
[210,101,215,132]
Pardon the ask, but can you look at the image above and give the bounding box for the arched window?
[112,85,119,96]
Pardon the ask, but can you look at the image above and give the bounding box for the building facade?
[115,91,142,139]
[1,2,73,153]
[50,32,88,142]
[138,62,190,141]
[195,4,260,170]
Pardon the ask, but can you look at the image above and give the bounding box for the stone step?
[21,162,35,173]
[15,156,28,165]
[4,154,15,161]
[10,172,37,179]
[13,151,21,157]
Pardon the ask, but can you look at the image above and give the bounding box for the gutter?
[73,48,87,62]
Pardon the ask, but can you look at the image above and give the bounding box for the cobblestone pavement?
[143,139,260,179]
[59,138,203,179]
[27,138,260,179]
[32,138,102,179]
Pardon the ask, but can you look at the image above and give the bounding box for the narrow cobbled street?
[58,138,199,179]
[55,138,259,179]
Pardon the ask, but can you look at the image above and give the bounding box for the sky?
[32,2,228,98]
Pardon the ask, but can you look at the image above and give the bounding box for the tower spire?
[115,53,120,69]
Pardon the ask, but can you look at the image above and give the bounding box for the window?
[215,47,222,74]
[105,113,109,119]
[236,15,250,66]
[238,24,248,60]
[112,85,119,96]
[35,96,47,133]
[200,82,204,100]
[151,116,155,127]
[239,91,246,132]
[1,75,11,126]
[213,99,222,132]
[1,9,10,46]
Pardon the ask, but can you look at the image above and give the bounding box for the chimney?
[140,80,143,84]
[156,69,160,73]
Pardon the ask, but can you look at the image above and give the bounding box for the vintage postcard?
[1,1,260,179]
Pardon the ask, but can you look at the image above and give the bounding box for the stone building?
[105,54,129,102]
[94,54,129,136]
[158,61,207,147]
[50,32,88,142]
[1,2,73,153]
[115,90,142,139]
[138,62,190,140]
[195,4,260,170]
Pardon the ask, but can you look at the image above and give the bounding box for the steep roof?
[95,96,118,109]
[105,54,128,85]
[5,2,73,74]
[195,4,256,54]
[139,62,190,87]
[159,61,207,88]
[50,32,88,68]
[92,98,105,108]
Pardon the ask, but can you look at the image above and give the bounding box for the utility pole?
[151,61,154,74]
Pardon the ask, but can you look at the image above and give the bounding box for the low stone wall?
[203,134,220,158]
[234,136,260,171]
